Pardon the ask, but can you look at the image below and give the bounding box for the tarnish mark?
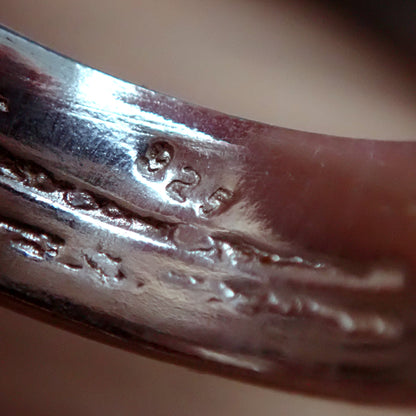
[0,94,9,112]
[200,187,234,216]
[166,166,201,202]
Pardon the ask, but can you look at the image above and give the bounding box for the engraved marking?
[0,217,64,261]
[268,296,402,339]
[0,148,406,353]
[207,297,222,303]
[222,278,262,297]
[138,140,174,173]
[0,140,405,327]
[17,162,61,192]
[201,187,233,216]
[64,191,100,210]
[116,270,127,280]
[104,253,122,263]
[218,282,235,298]
[0,146,173,234]
[216,239,324,269]
[0,161,22,181]
[163,271,204,288]
[172,224,214,251]
[83,251,126,283]
[62,262,83,271]
[0,155,59,191]
[0,95,9,112]
[136,140,236,214]
[0,146,401,292]
[25,171,56,192]
[10,240,46,261]
[166,166,200,202]
[218,276,402,340]
[215,238,404,291]
[101,202,126,219]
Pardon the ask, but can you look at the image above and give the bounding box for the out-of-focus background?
[0,0,415,415]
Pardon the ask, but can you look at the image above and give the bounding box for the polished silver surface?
[1,25,416,403]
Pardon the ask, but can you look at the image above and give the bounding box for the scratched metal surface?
[0,26,415,403]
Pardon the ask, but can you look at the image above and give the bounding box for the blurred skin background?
[0,0,415,414]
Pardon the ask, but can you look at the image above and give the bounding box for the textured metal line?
[1,25,416,404]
